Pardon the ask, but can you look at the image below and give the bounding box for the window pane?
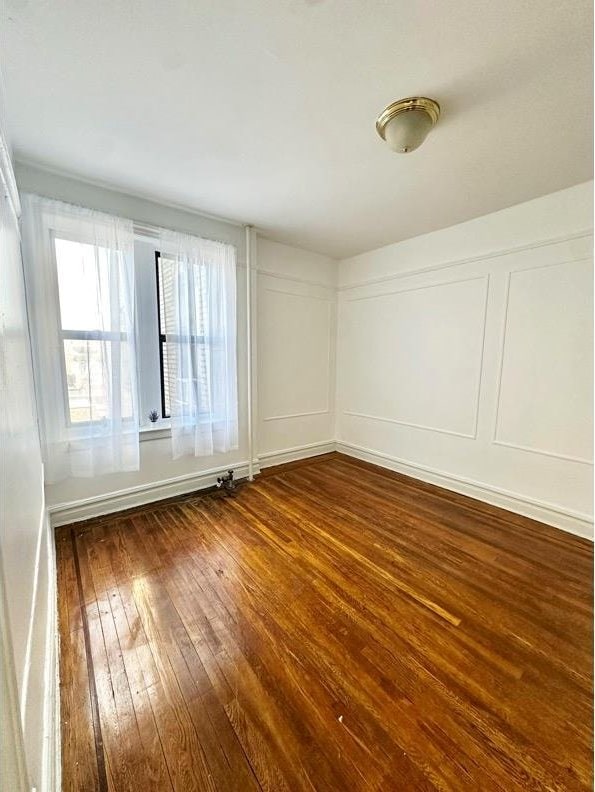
[162,340,171,418]
[157,256,167,336]
[157,254,211,420]
[55,237,120,331]
[63,339,133,424]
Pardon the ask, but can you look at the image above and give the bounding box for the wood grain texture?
[55,452,593,791]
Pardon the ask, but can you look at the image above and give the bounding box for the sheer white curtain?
[158,228,238,458]
[21,194,139,481]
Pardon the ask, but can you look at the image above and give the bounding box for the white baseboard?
[48,443,335,526]
[48,459,261,527]
[336,441,594,540]
[258,440,336,469]
[48,439,593,540]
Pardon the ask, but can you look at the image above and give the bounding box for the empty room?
[0,1,593,790]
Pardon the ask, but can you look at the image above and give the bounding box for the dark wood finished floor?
[56,453,593,791]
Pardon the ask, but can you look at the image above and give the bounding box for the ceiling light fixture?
[376,97,440,153]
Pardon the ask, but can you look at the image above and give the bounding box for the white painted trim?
[343,273,487,301]
[336,441,594,540]
[48,459,261,527]
[342,411,477,439]
[264,286,333,302]
[48,443,337,525]
[264,409,330,421]
[257,268,335,290]
[338,230,593,291]
[139,423,171,442]
[246,225,255,481]
[342,275,490,440]
[0,123,21,218]
[492,256,594,465]
[258,440,336,468]
[259,286,333,425]
[491,439,593,466]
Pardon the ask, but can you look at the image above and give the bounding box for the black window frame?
[155,250,213,423]
[155,250,170,419]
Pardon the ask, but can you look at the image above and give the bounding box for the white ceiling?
[1,0,592,258]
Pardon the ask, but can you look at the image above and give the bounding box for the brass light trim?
[375,97,441,141]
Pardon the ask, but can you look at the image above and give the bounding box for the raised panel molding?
[263,286,333,302]
[342,275,490,439]
[257,269,335,290]
[339,229,593,291]
[259,287,333,422]
[264,409,329,421]
[493,257,594,465]
[342,410,478,439]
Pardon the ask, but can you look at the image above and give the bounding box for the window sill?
[139,422,171,442]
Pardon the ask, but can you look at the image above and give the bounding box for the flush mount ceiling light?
[376,97,440,153]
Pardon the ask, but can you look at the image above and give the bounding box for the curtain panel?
[21,194,139,481]
[157,228,238,458]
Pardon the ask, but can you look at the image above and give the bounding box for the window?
[54,236,133,425]
[154,250,212,423]
[155,251,171,419]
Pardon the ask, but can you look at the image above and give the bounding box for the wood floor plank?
[57,454,593,791]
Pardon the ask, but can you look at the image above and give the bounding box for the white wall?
[256,237,337,466]
[336,182,594,537]
[1,139,56,788]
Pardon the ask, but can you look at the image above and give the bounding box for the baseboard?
[49,443,336,525]
[258,440,336,469]
[336,441,594,540]
[48,439,593,540]
[48,459,261,527]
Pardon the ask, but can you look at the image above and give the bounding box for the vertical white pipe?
[245,225,254,481]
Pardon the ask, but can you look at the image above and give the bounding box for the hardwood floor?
[55,453,593,791]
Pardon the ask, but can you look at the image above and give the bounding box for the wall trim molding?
[264,409,330,421]
[342,411,476,440]
[344,273,487,302]
[338,229,593,292]
[260,286,334,425]
[491,256,594,465]
[336,441,594,540]
[342,274,490,440]
[258,269,336,290]
[258,440,336,468]
[48,459,261,527]
[491,438,593,466]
